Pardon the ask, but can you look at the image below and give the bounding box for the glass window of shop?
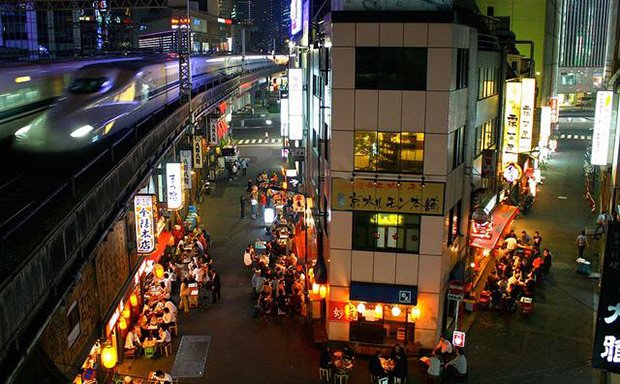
[349,303,417,347]
[355,47,427,90]
[354,131,424,174]
[353,212,420,253]
[474,118,498,156]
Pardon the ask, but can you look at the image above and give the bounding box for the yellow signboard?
[331,179,444,215]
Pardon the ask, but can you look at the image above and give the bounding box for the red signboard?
[453,330,466,348]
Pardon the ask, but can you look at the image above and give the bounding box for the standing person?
[576,230,588,258]
[532,231,543,249]
[179,278,190,313]
[210,269,221,303]
[241,158,248,176]
[240,195,246,218]
[596,210,608,238]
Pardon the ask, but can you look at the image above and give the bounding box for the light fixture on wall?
[373,174,378,186]
[397,175,402,187]
[350,172,355,184]
[421,176,426,189]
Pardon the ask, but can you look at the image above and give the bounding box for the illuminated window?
[353,212,420,253]
[477,66,499,99]
[354,131,377,171]
[354,131,424,174]
[474,118,498,156]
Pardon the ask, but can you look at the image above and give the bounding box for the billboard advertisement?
[591,91,614,166]
[290,0,302,35]
[539,106,551,148]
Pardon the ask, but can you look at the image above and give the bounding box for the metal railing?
[0,64,285,382]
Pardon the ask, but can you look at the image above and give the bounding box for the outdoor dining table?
[142,339,159,359]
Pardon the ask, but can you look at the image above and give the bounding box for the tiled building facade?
[325,16,477,349]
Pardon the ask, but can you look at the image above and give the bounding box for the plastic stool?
[319,367,331,382]
[143,346,156,359]
[334,373,349,384]
[394,377,406,384]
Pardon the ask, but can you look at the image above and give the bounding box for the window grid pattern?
[353,211,421,253]
[478,66,500,99]
[474,118,498,156]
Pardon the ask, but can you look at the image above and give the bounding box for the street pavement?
[119,120,602,383]
[466,138,600,384]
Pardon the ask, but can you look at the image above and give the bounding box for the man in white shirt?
[426,350,442,379]
[164,300,177,315]
[124,328,142,354]
[504,236,518,251]
[445,348,468,378]
[152,370,173,383]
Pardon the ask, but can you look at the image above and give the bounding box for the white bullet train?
[12,54,278,152]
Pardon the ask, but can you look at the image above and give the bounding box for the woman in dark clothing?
[319,345,332,369]
[369,351,385,380]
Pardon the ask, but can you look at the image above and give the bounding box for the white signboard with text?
[539,106,551,148]
[503,82,522,163]
[166,163,183,209]
[591,91,614,166]
[134,195,155,253]
[180,150,192,190]
[288,68,303,141]
[518,78,535,153]
[192,135,203,169]
[280,98,289,137]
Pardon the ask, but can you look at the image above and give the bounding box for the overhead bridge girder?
[0,0,168,11]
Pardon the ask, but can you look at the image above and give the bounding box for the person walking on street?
[240,195,246,218]
[576,230,588,258]
[241,158,248,176]
[211,270,221,303]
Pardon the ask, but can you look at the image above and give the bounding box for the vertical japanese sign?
[290,0,302,35]
[193,135,203,169]
[539,106,551,148]
[591,91,614,166]
[593,222,620,372]
[503,82,522,163]
[134,195,155,253]
[293,194,305,212]
[280,97,289,137]
[549,98,559,123]
[179,150,192,190]
[518,78,535,153]
[288,68,303,141]
[166,163,183,209]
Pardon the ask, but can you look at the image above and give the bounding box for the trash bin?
[576,258,591,275]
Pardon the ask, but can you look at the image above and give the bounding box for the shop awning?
[350,281,417,305]
[146,231,173,262]
[470,204,519,249]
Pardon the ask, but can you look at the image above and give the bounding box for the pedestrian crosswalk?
[237,138,283,146]
[559,134,591,141]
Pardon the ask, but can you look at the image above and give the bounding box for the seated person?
[157,327,172,346]
[162,307,176,326]
[426,350,442,380]
[151,370,173,383]
[434,337,453,360]
[445,347,467,379]
[319,345,332,370]
[124,327,142,355]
